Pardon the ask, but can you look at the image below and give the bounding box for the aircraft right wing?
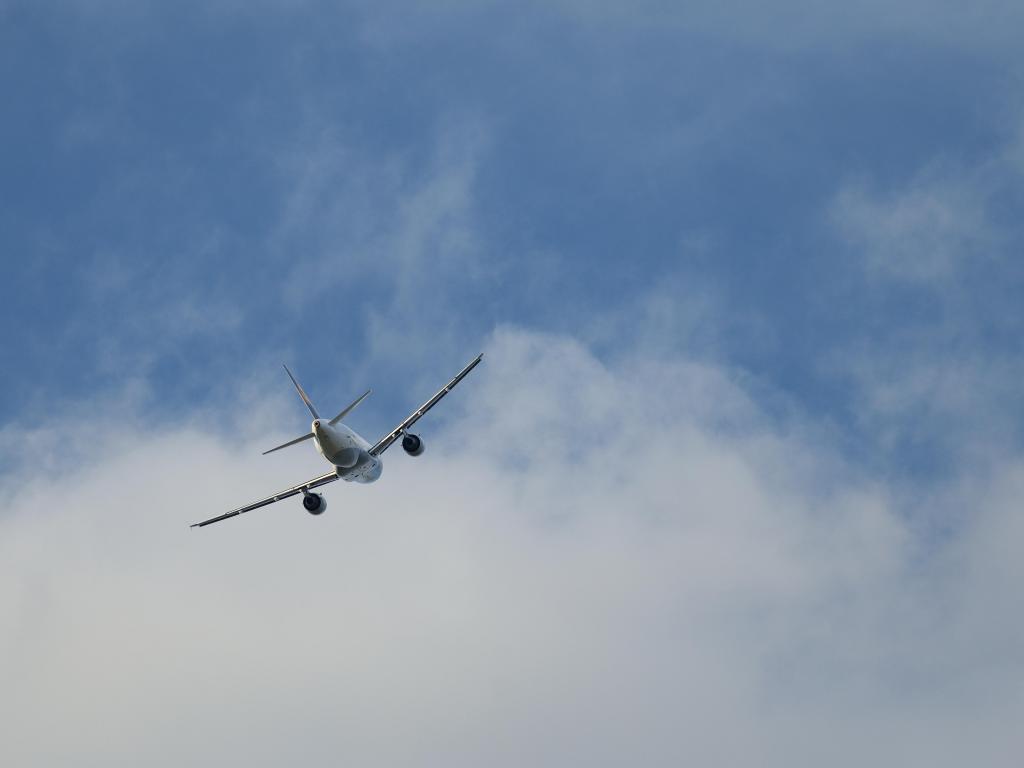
[368,353,483,457]
[190,470,339,528]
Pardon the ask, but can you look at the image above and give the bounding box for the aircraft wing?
[369,353,483,457]
[190,471,339,528]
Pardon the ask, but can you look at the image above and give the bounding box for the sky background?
[2,2,1023,765]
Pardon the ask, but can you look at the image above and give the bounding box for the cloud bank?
[2,327,1020,767]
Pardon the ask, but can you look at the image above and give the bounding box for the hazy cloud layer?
[2,327,1021,766]
[831,172,992,283]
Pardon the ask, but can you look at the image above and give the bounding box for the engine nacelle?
[302,492,327,515]
[402,433,425,456]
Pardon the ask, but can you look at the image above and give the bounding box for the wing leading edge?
[368,353,483,456]
[190,471,339,528]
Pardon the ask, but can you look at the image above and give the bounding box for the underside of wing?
[369,353,483,457]
[191,471,339,528]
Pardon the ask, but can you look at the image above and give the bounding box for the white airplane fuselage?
[312,419,382,483]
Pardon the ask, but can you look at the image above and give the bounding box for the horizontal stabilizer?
[263,431,314,455]
[329,388,372,426]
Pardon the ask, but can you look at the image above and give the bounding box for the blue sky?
[2,3,1023,765]
[4,1,1021,466]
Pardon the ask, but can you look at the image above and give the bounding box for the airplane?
[191,353,483,528]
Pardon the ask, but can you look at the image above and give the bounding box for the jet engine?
[402,433,425,456]
[302,492,327,515]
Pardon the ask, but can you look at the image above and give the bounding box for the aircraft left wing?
[190,471,339,528]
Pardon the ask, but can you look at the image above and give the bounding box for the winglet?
[282,364,320,419]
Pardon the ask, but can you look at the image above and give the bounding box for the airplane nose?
[313,420,321,429]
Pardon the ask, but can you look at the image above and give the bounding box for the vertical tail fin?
[282,364,320,419]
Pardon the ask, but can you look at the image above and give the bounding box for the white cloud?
[830,171,994,283]
[824,136,1024,463]
[1,326,1020,766]
[831,339,1024,465]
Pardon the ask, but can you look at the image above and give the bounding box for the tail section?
[265,366,370,456]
